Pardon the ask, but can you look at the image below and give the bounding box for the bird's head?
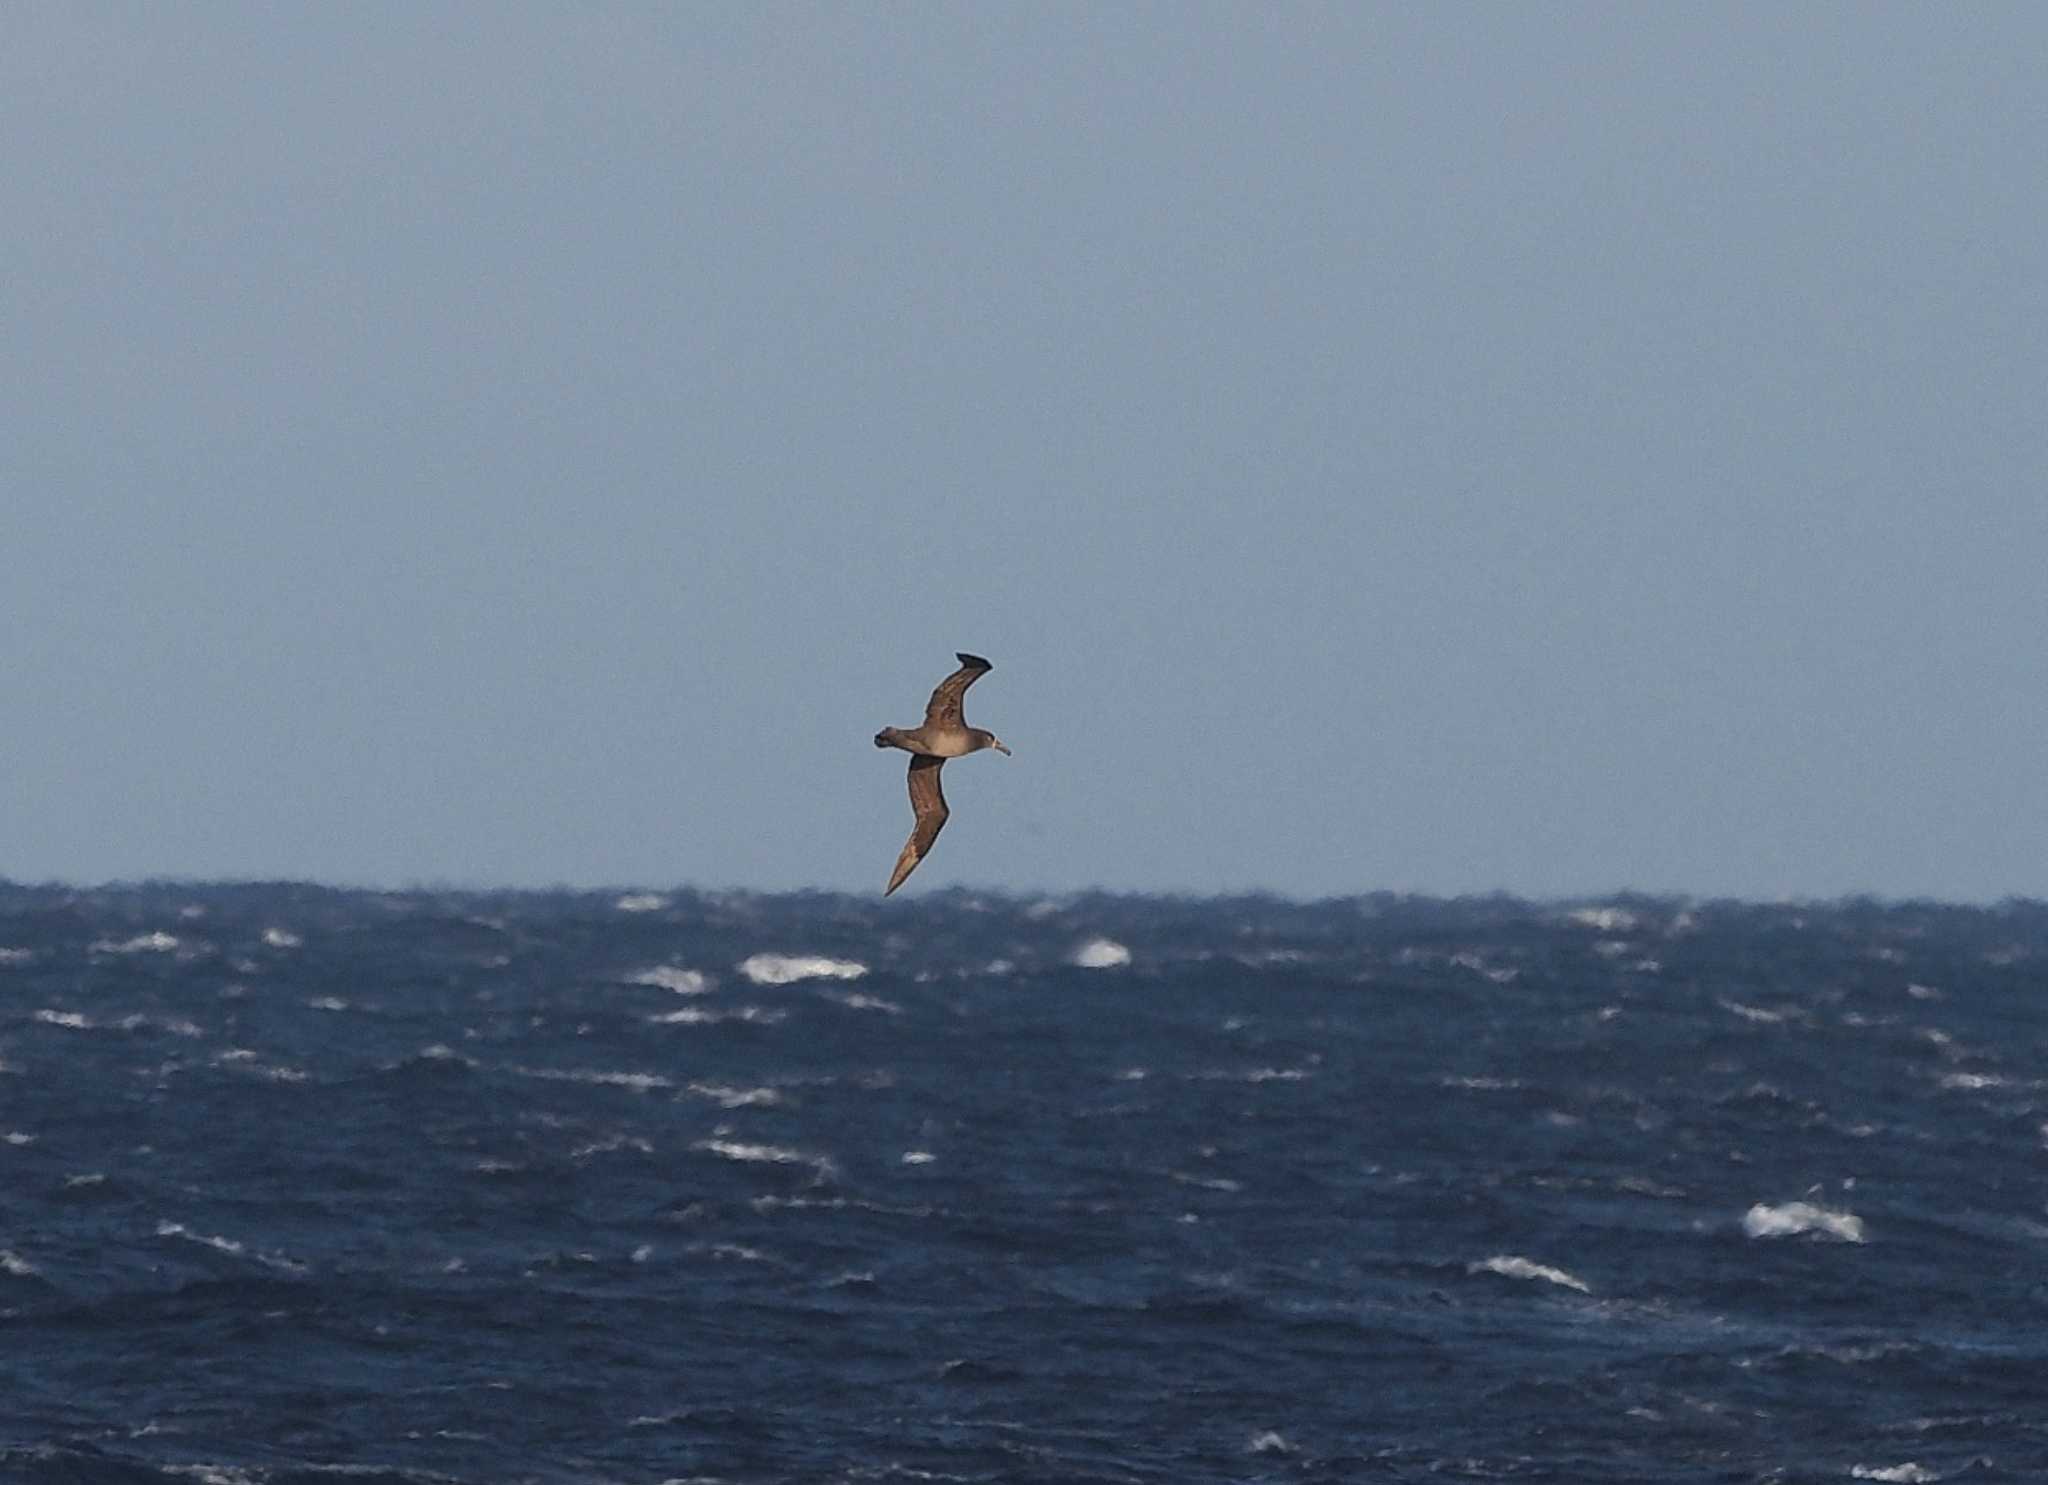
[975,730,1012,757]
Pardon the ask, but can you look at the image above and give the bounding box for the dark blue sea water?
[2,884,2045,1483]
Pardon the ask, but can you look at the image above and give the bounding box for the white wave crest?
[35,1009,92,1029]
[694,1138,833,1179]
[1471,1255,1592,1293]
[1195,1066,1309,1083]
[92,932,180,955]
[694,1138,809,1164]
[156,1220,242,1256]
[687,1081,782,1108]
[156,1221,305,1273]
[159,1466,264,1485]
[515,1066,670,1092]
[215,1049,309,1083]
[900,1150,936,1165]
[1743,1201,1865,1242]
[1568,907,1638,932]
[1851,1466,1941,1483]
[649,1006,786,1025]
[0,1249,38,1277]
[1071,937,1132,969]
[1450,951,1519,984]
[261,927,302,949]
[614,893,670,913]
[0,948,33,965]
[738,953,868,985]
[1939,1072,2006,1090]
[628,965,713,995]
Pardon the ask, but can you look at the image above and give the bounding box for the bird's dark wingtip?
[956,652,992,670]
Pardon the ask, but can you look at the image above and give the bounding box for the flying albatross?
[874,652,1011,895]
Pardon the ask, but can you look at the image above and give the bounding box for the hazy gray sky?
[5,5,2044,899]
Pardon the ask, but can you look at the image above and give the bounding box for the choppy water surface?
[2,884,2045,1483]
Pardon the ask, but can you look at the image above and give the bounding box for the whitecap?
[737,953,867,986]
[1906,983,1944,1001]
[628,966,713,995]
[1742,1201,1865,1242]
[4,1132,35,1146]
[694,1242,772,1263]
[901,1150,936,1165]
[614,893,670,913]
[694,1138,810,1165]
[91,932,180,955]
[828,991,901,1014]
[686,1081,782,1108]
[156,1220,244,1256]
[0,1249,39,1277]
[159,1466,263,1485]
[1247,1431,1295,1456]
[693,1138,834,1180]
[649,1006,786,1026]
[1939,1072,2007,1090]
[1456,954,1520,984]
[1470,1255,1592,1293]
[215,1050,309,1083]
[1720,999,1790,1024]
[1196,1066,1308,1083]
[261,927,302,949]
[1071,937,1131,969]
[1568,907,1638,932]
[307,996,348,1012]
[1851,1466,1940,1483]
[515,1066,670,1092]
[34,1009,92,1030]
[0,948,33,965]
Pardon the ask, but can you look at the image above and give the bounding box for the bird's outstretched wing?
[921,652,992,730]
[884,754,949,896]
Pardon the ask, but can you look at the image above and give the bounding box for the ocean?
[1,883,2043,1483]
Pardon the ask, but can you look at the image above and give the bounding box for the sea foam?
[1470,1255,1592,1293]
[628,965,714,994]
[737,954,867,985]
[1071,937,1132,969]
[1743,1201,1865,1242]
[91,932,181,955]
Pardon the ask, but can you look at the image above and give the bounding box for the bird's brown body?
[873,652,1010,895]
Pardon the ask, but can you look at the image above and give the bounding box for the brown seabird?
[874,651,1011,896]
